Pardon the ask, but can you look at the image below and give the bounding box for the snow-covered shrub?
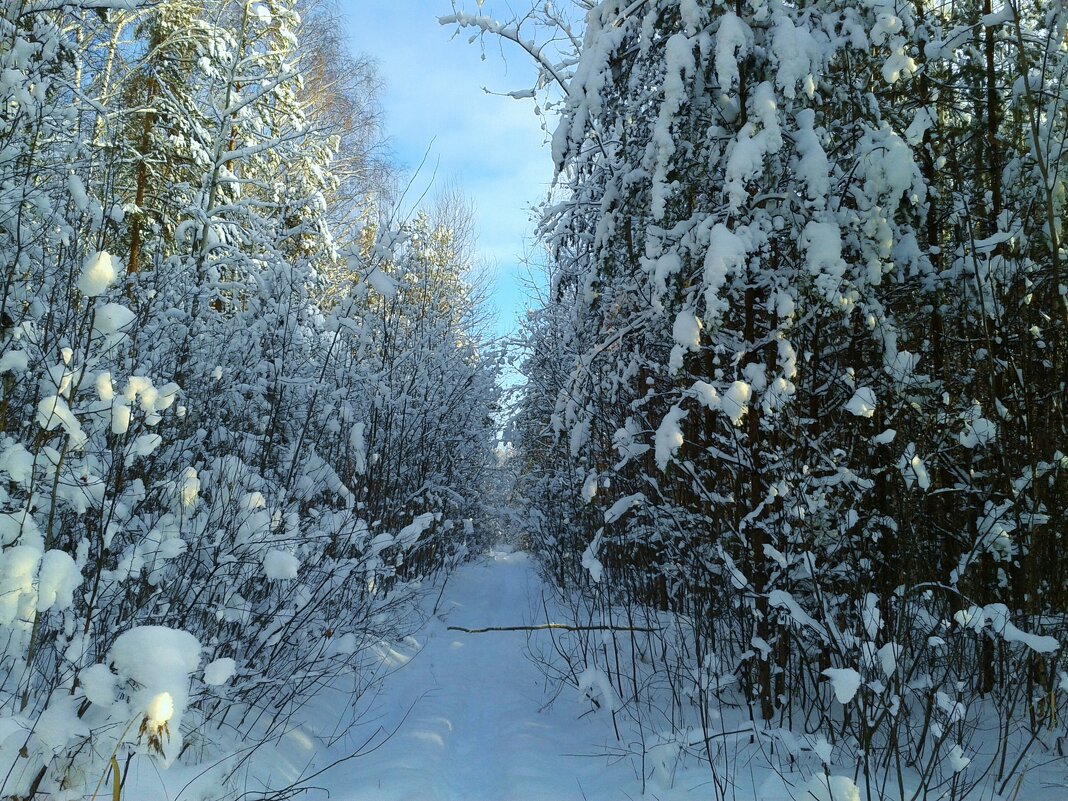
[463,0,1068,797]
[0,0,499,797]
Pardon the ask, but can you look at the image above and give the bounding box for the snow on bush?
[0,7,500,796]
[80,664,117,706]
[203,657,237,686]
[806,775,860,801]
[262,549,300,580]
[93,302,136,336]
[844,387,876,418]
[35,550,80,613]
[721,380,751,426]
[654,406,687,470]
[111,626,201,762]
[821,668,862,704]
[77,251,117,296]
[479,0,1068,798]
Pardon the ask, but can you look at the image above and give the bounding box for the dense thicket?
[0,1,498,797]
[453,0,1068,797]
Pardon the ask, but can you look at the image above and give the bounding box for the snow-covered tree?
[0,2,501,796]
[465,0,1068,795]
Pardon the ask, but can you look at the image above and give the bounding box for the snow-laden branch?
[439,12,571,94]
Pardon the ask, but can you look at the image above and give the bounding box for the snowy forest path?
[325,548,647,801]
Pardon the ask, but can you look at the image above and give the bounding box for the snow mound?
[806,774,861,801]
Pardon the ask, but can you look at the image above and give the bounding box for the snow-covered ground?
[121,547,1067,801]
[307,547,655,801]
[132,548,662,800]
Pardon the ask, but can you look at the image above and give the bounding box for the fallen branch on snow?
[446,623,663,633]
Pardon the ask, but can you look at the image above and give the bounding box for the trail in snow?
[319,549,650,801]
[130,548,660,801]
[137,550,1068,801]
[138,548,710,801]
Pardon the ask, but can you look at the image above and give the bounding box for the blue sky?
[340,1,555,341]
